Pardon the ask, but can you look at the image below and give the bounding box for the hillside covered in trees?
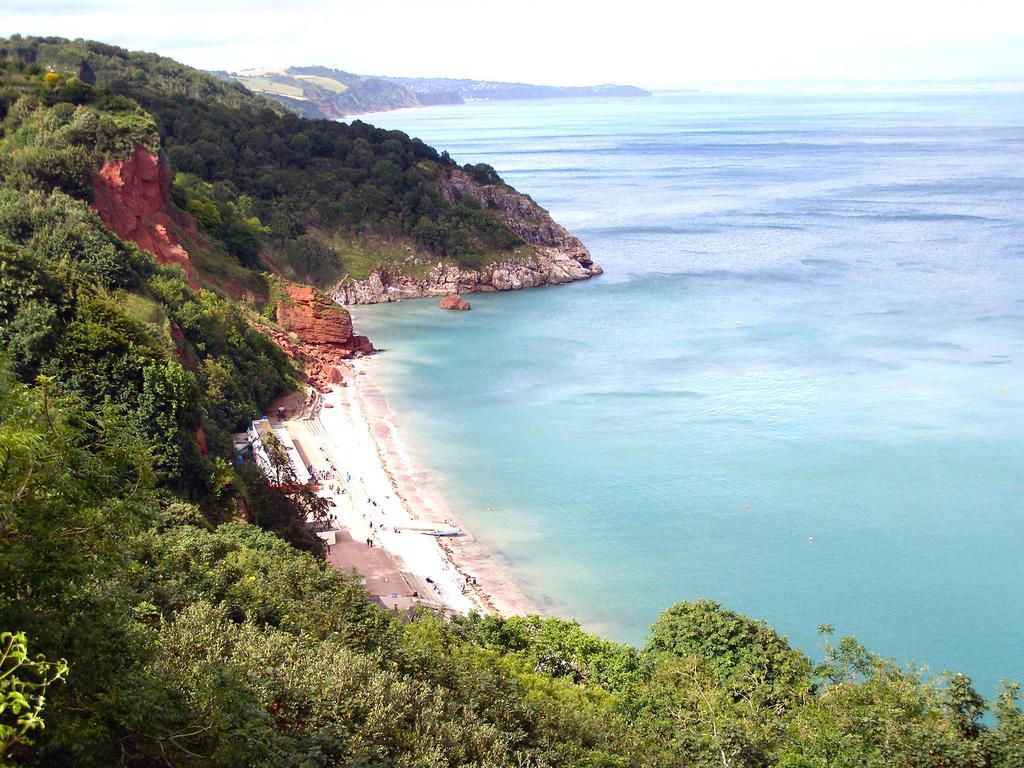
[0,36,537,292]
[0,35,1023,768]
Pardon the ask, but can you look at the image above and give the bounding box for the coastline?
[278,357,534,617]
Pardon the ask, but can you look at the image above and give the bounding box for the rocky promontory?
[332,169,601,305]
[227,65,650,120]
[265,283,374,388]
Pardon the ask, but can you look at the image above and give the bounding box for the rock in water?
[440,294,471,311]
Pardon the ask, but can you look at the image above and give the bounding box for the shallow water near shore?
[353,92,1024,696]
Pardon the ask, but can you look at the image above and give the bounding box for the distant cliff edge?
[221,65,651,120]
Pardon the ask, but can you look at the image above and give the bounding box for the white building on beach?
[246,417,311,486]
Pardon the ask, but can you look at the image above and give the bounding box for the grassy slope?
[233,74,308,100]
[292,73,349,93]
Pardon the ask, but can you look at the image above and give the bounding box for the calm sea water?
[353,92,1024,696]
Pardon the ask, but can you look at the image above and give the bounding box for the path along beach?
[273,360,533,618]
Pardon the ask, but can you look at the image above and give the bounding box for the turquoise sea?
[354,92,1024,696]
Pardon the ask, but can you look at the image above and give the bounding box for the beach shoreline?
[277,357,535,618]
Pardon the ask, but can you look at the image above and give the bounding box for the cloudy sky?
[2,0,1023,88]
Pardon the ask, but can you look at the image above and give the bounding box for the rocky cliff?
[92,146,204,290]
[332,169,602,304]
[90,148,371,386]
[269,283,373,387]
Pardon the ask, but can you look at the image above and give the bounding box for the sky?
[1,0,1023,89]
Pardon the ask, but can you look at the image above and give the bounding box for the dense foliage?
[0,60,309,545]
[0,34,1021,768]
[1,36,522,285]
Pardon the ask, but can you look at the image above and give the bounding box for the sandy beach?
[275,359,534,617]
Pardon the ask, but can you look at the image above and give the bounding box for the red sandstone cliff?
[269,284,373,387]
[91,148,375,390]
[276,285,356,346]
[92,146,204,290]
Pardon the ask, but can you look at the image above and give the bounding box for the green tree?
[645,600,814,714]
[0,632,67,757]
[137,358,203,488]
[986,682,1024,768]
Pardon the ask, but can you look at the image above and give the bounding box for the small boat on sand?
[400,524,463,537]
[429,527,462,537]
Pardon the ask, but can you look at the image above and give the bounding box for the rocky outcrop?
[440,294,471,311]
[439,169,595,264]
[92,145,204,290]
[276,284,355,346]
[268,283,373,388]
[332,169,601,305]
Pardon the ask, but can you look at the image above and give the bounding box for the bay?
[353,91,1024,696]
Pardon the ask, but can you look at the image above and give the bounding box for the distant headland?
[215,65,652,119]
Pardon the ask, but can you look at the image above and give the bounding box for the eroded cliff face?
[332,169,602,304]
[92,146,204,290]
[268,283,373,387]
[92,148,374,387]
